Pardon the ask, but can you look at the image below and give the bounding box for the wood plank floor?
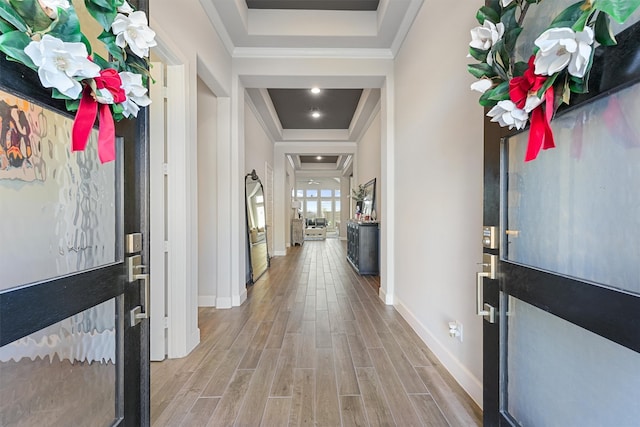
[151,239,482,426]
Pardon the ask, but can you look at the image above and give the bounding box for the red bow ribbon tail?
[71,86,116,163]
[72,86,98,153]
[97,104,116,163]
[525,87,555,162]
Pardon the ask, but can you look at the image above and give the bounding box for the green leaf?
[513,61,529,77]
[468,46,488,62]
[92,52,111,69]
[81,33,92,54]
[84,0,117,31]
[536,72,559,99]
[0,18,14,34]
[468,63,498,79]
[86,0,115,10]
[593,0,640,23]
[487,80,510,101]
[571,9,593,31]
[0,30,35,68]
[48,6,82,42]
[500,6,518,32]
[98,30,125,63]
[548,1,587,29]
[9,0,51,32]
[52,88,74,100]
[503,27,523,53]
[478,89,499,108]
[65,98,81,111]
[569,76,588,93]
[477,6,500,24]
[0,1,28,32]
[594,11,618,45]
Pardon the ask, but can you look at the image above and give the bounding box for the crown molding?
[232,47,394,59]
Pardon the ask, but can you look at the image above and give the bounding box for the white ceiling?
[199,0,424,172]
[200,0,423,56]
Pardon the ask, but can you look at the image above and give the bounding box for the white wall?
[152,0,232,353]
[393,0,485,407]
[197,78,218,307]
[245,100,274,176]
[244,99,274,277]
[357,109,382,221]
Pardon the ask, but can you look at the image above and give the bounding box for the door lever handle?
[476,271,495,323]
[130,273,150,327]
[126,254,150,327]
[476,253,497,324]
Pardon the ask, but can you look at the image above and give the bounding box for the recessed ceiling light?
[311,110,321,118]
[311,87,321,94]
[316,156,322,160]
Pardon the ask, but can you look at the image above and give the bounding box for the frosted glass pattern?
[506,297,640,426]
[505,82,640,295]
[0,89,118,292]
[0,299,118,426]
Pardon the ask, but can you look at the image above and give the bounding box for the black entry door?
[482,21,640,427]
[0,22,149,427]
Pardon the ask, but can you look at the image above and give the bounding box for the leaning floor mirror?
[245,169,269,283]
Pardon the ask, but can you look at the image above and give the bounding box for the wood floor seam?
[151,240,482,426]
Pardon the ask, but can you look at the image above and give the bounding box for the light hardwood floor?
[151,239,482,426]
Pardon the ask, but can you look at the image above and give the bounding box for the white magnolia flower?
[469,20,505,51]
[487,100,528,130]
[501,0,515,6]
[119,71,151,118]
[38,0,70,19]
[111,11,157,58]
[117,1,134,14]
[470,79,493,93]
[24,35,101,99]
[534,27,594,78]
[96,88,115,104]
[524,94,544,113]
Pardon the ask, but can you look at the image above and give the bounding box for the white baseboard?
[394,297,483,409]
[216,296,232,309]
[233,288,247,306]
[379,286,388,304]
[273,250,287,256]
[188,328,200,355]
[198,295,216,307]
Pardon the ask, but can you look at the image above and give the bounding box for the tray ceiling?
[246,1,379,11]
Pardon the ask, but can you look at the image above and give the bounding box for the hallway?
[151,240,482,426]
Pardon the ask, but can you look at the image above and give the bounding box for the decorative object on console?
[361,178,376,219]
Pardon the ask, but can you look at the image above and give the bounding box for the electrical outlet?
[448,321,463,342]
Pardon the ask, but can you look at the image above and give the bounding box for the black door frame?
[483,19,640,427]
[0,0,151,423]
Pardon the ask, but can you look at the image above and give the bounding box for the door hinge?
[162,86,169,99]
[164,241,169,252]
[163,163,169,175]
[164,317,170,329]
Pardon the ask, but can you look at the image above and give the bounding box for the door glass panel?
[504,296,640,426]
[504,82,640,295]
[0,298,122,426]
[0,89,119,292]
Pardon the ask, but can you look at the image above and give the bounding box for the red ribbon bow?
[509,56,555,162]
[72,69,126,163]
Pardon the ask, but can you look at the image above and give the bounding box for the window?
[320,189,332,198]
[306,189,318,198]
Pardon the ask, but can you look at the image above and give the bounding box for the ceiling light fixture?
[311,87,321,94]
[311,109,321,119]
[316,156,322,160]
